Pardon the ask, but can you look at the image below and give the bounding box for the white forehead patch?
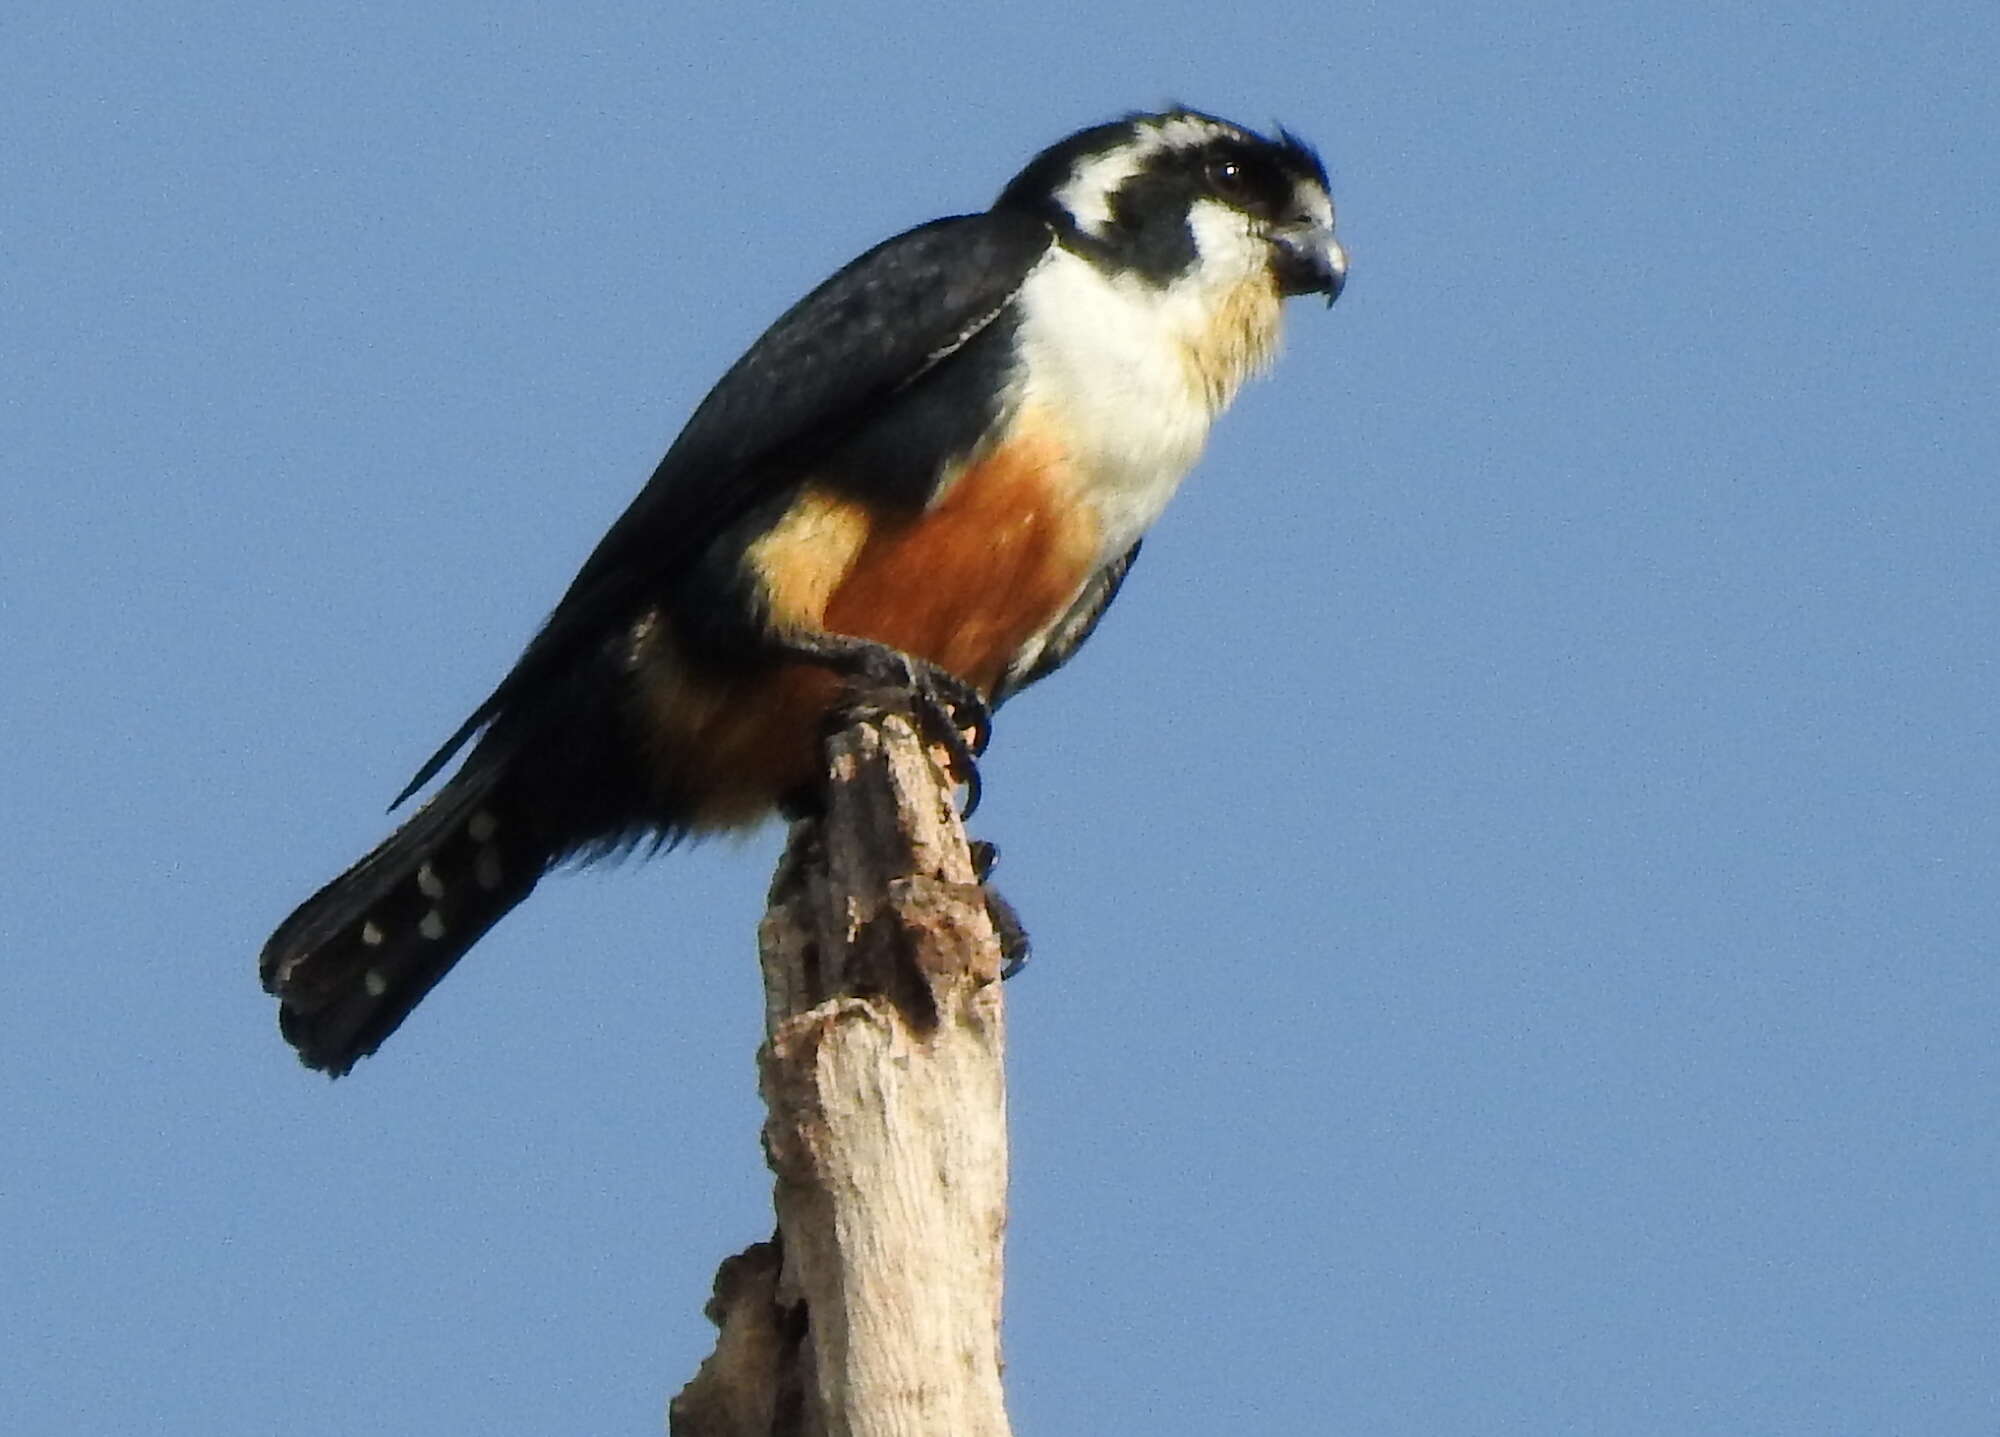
[1054,113,1245,238]
[1149,112,1240,151]
[1291,178,1335,230]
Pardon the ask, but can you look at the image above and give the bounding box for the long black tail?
[261,764,547,1076]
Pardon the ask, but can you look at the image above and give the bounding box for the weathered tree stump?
[671,700,1012,1437]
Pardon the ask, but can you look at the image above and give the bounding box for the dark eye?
[1207,156,1253,202]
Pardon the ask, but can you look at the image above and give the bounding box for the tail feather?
[261,770,547,1075]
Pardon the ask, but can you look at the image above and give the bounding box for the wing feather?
[396,210,1053,805]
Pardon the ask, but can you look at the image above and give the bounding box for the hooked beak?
[1273,224,1347,306]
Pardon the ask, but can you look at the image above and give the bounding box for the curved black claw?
[939,668,994,757]
[923,706,983,818]
[987,887,1031,979]
[897,656,992,760]
[778,632,990,815]
[969,841,1031,978]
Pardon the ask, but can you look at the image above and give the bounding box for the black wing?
[396,209,1053,804]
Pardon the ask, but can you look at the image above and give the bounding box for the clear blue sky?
[6,2,1995,1432]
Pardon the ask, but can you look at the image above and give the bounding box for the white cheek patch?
[1184,199,1267,281]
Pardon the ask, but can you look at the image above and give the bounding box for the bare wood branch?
[672,701,1012,1437]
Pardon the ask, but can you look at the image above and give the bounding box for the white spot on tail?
[360,920,384,948]
[417,861,445,899]
[475,846,502,891]
[418,909,446,941]
[363,969,389,997]
[468,810,498,843]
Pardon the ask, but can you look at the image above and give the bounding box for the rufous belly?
[632,417,1102,828]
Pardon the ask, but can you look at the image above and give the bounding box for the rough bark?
[671,699,1012,1437]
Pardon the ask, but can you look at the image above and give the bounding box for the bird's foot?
[783,632,991,815]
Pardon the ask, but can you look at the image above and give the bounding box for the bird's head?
[997,108,1346,307]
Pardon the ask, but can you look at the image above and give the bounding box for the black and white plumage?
[263,108,1346,1074]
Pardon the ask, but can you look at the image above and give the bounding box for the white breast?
[1012,246,1272,561]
